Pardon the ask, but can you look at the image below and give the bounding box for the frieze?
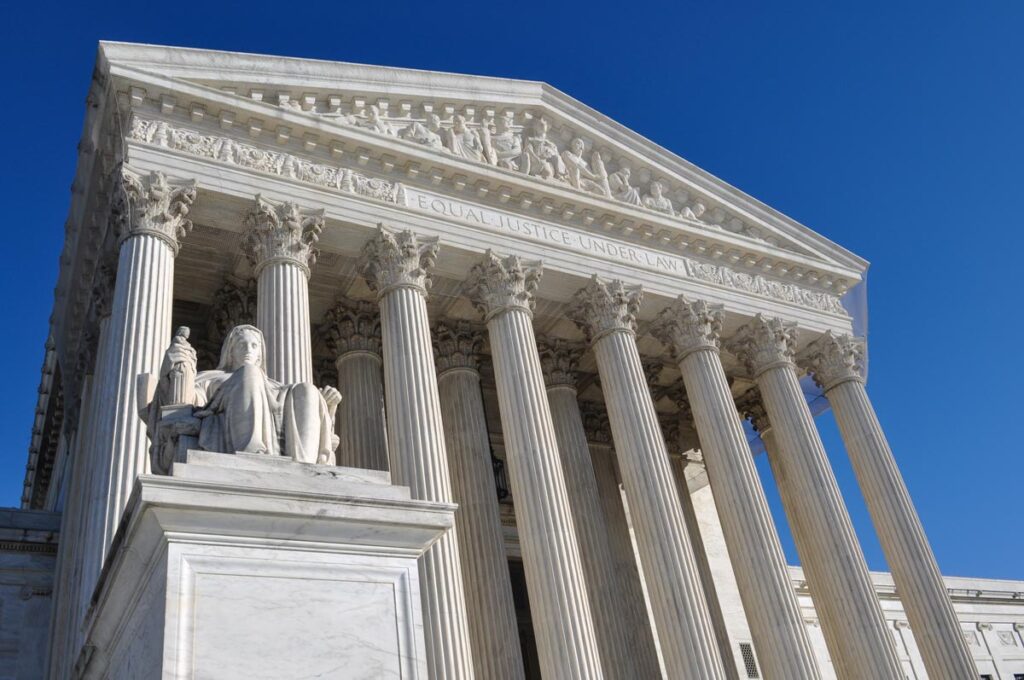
[129,117,405,205]
[128,117,845,316]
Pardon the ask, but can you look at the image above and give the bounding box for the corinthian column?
[358,226,475,679]
[538,339,637,680]
[462,252,603,679]
[799,332,977,679]
[433,321,525,680]
[242,195,323,384]
[568,276,726,679]
[322,300,388,470]
[95,168,195,560]
[580,403,664,679]
[652,298,821,679]
[726,315,902,679]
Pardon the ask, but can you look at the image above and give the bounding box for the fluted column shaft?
[325,301,388,470]
[463,253,603,679]
[653,299,821,679]
[243,195,324,385]
[729,316,902,679]
[593,331,726,678]
[333,351,388,470]
[544,373,637,679]
[571,277,726,679]
[359,228,475,679]
[102,233,175,542]
[586,437,664,679]
[81,314,112,602]
[667,452,740,680]
[256,262,312,383]
[802,333,977,679]
[435,323,525,679]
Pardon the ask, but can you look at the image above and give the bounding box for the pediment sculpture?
[138,325,341,474]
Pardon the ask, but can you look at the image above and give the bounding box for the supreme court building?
[4,43,1024,680]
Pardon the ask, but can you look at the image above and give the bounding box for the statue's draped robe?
[194,364,336,465]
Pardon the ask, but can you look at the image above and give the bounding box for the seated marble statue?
[140,325,340,474]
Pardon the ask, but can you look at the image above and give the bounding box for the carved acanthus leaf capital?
[433,321,484,374]
[242,195,324,276]
[322,299,382,358]
[726,315,799,378]
[538,338,585,389]
[568,276,642,343]
[462,251,542,321]
[651,296,724,362]
[579,401,613,445]
[208,279,257,348]
[735,388,771,434]
[798,332,866,392]
[358,225,439,297]
[113,167,197,253]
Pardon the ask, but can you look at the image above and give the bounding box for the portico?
[34,43,976,680]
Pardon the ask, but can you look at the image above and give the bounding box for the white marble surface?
[79,451,453,680]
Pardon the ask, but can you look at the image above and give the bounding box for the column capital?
[735,388,771,434]
[462,251,542,321]
[323,299,382,359]
[726,314,799,378]
[579,400,613,445]
[208,279,257,348]
[538,338,585,389]
[358,224,439,297]
[651,296,724,362]
[798,332,866,392]
[568,275,642,344]
[433,321,484,375]
[242,194,324,277]
[113,166,196,254]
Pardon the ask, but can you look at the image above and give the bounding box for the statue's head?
[217,325,267,372]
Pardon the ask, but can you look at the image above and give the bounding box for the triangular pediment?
[99,43,866,282]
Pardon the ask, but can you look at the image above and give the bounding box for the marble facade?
[9,42,1017,679]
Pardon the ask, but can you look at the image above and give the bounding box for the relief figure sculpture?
[608,165,643,205]
[521,117,566,181]
[489,113,522,169]
[139,325,341,474]
[643,180,675,215]
[446,115,487,162]
[400,113,445,151]
[562,137,611,197]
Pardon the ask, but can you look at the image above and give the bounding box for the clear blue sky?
[2,2,1020,580]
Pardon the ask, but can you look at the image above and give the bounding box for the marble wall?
[0,510,59,680]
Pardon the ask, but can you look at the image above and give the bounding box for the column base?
[76,450,455,680]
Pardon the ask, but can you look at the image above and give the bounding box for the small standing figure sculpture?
[164,326,197,405]
[140,325,341,474]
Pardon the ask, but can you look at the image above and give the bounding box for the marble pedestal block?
[77,451,455,680]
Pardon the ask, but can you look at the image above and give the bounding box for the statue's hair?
[217,324,268,372]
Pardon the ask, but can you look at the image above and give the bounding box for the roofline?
[97,41,869,274]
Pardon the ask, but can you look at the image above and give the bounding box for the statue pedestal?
[78,451,454,680]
